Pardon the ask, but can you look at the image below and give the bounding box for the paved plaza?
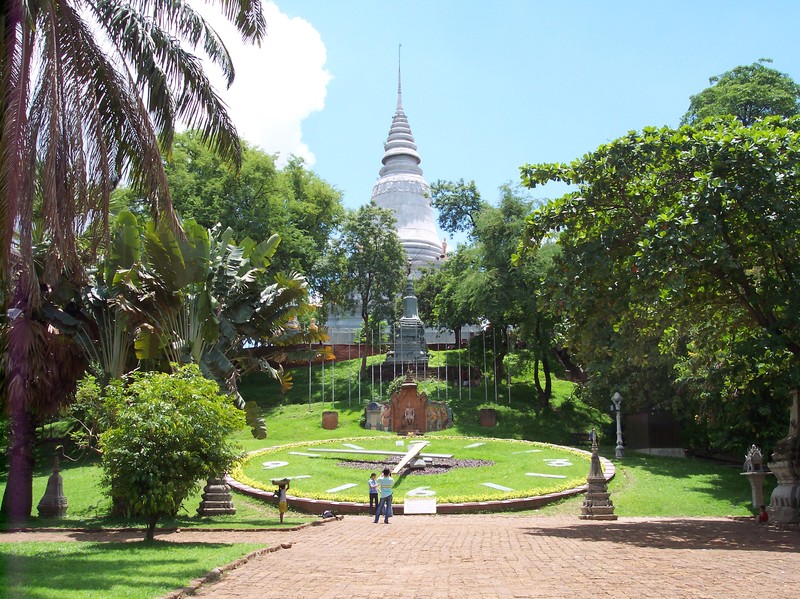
[3,514,800,598]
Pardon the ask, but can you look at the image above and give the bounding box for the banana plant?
[50,210,143,386]
[114,216,331,439]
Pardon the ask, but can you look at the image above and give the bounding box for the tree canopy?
[319,203,407,374]
[519,116,800,449]
[0,0,266,521]
[430,179,487,236]
[682,59,800,126]
[163,132,344,276]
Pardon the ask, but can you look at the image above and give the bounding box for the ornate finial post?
[579,430,617,520]
[611,392,624,458]
[197,475,236,516]
[37,454,68,518]
[741,445,769,508]
[766,388,800,523]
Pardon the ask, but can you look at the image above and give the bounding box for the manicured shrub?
[100,364,244,540]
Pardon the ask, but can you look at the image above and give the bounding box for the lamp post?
[611,392,624,458]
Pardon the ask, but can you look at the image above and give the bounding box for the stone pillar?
[197,477,236,516]
[37,456,68,518]
[767,389,800,523]
[741,471,768,508]
[580,431,617,520]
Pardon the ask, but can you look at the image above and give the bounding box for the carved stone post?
[767,389,800,523]
[741,444,769,509]
[37,455,68,518]
[580,430,617,520]
[197,476,236,516]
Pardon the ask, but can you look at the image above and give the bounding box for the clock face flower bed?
[234,436,592,504]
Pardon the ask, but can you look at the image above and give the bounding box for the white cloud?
[193,1,330,166]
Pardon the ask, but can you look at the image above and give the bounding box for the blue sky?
[203,1,800,242]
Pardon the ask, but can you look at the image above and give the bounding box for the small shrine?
[365,371,453,434]
[579,430,617,520]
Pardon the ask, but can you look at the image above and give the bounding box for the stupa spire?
[371,51,444,275]
[397,44,404,114]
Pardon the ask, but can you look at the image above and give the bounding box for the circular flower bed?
[232,436,594,505]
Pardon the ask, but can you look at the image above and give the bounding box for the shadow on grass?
[611,451,777,511]
[521,518,800,552]
[0,541,251,596]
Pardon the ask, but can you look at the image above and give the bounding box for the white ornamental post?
[611,392,624,458]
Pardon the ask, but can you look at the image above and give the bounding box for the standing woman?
[276,480,290,523]
[368,473,379,515]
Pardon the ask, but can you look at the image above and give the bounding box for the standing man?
[373,468,394,524]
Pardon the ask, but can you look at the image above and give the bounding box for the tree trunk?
[532,352,552,410]
[145,514,160,541]
[1,406,36,523]
[493,327,506,382]
[360,313,369,378]
[541,352,552,406]
[533,357,544,407]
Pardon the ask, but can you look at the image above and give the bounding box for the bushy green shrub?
[100,364,244,540]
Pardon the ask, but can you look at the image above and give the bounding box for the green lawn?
[0,356,773,598]
[0,541,264,599]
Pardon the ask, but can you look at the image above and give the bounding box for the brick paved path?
[3,515,800,598]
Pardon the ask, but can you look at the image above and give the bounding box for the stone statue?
[404,406,416,427]
[380,404,392,431]
[744,444,763,472]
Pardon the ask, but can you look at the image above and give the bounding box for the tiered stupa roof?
[371,64,443,275]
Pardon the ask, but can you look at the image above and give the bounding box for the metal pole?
[507,325,512,405]
[370,323,375,401]
[445,344,448,402]
[483,329,488,403]
[458,335,462,402]
[348,339,351,407]
[493,327,498,403]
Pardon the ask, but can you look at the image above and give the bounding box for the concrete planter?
[322,410,339,430]
[479,408,497,427]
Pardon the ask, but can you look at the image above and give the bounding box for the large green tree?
[163,132,344,276]
[519,116,800,450]
[430,178,487,237]
[682,59,800,126]
[0,0,265,521]
[320,204,406,376]
[423,182,559,406]
[417,246,481,347]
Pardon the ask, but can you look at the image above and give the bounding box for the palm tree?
[0,0,266,521]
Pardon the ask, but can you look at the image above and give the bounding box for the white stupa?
[371,64,444,276]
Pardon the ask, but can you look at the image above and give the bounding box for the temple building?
[372,67,444,276]
[324,63,447,343]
